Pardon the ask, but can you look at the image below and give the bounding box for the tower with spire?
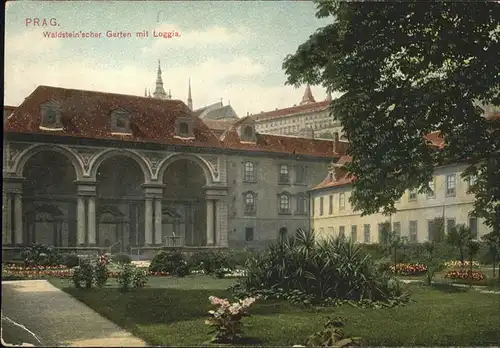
[300,84,316,105]
[150,60,169,99]
[187,78,193,110]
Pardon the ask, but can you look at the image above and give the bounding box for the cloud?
[5,29,62,56]
[141,23,251,56]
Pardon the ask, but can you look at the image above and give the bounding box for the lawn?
[50,275,500,346]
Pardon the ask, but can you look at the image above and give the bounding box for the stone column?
[14,193,23,245]
[77,196,86,245]
[215,200,221,246]
[87,197,96,245]
[144,197,153,245]
[206,200,214,246]
[154,198,162,245]
[3,193,12,245]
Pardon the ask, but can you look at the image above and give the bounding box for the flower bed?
[443,260,480,268]
[389,263,428,276]
[3,264,170,279]
[444,270,486,281]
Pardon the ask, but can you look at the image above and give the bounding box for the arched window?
[279,193,290,213]
[244,162,255,182]
[179,122,189,135]
[244,192,256,215]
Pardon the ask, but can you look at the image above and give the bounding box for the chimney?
[299,127,314,139]
[333,132,339,153]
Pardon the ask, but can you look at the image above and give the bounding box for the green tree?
[387,230,402,272]
[481,231,500,279]
[447,224,472,264]
[283,1,500,227]
[421,241,444,286]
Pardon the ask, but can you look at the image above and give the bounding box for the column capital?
[76,181,97,197]
[142,183,164,198]
[204,185,228,199]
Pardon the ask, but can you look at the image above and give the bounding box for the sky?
[4,1,337,117]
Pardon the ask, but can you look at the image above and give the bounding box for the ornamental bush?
[189,251,236,275]
[149,251,185,274]
[232,229,410,306]
[112,253,132,264]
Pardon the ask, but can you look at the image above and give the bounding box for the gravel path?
[1,280,148,347]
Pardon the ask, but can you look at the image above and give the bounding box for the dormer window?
[244,126,253,137]
[40,100,63,130]
[175,116,195,139]
[110,109,131,134]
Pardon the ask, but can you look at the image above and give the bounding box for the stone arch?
[15,144,84,180]
[89,149,152,182]
[156,153,214,185]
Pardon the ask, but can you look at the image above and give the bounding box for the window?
[279,227,288,240]
[319,197,324,216]
[328,195,333,215]
[244,162,255,182]
[446,174,456,196]
[245,227,254,241]
[296,194,307,214]
[339,193,345,210]
[351,225,358,242]
[393,222,401,236]
[328,227,334,236]
[339,226,345,238]
[363,224,371,243]
[427,177,436,198]
[295,165,306,183]
[244,126,253,137]
[179,122,189,135]
[279,194,290,214]
[469,217,478,239]
[244,192,256,215]
[409,221,418,243]
[40,100,63,129]
[409,189,417,201]
[46,108,56,123]
[279,165,290,183]
[467,175,476,192]
[110,109,132,133]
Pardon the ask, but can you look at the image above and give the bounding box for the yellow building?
[310,134,491,243]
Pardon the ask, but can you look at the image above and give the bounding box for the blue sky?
[5,1,335,116]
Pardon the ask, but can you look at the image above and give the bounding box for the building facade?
[3,85,341,256]
[310,149,492,244]
[250,85,343,139]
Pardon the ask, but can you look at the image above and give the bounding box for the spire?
[144,88,147,97]
[153,59,167,99]
[168,89,172,99]
[325,90,332,102]
[148,89,151,98]
[187,78,193,110]
[300,84,316,105]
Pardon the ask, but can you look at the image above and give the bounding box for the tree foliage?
[283,1,500,227]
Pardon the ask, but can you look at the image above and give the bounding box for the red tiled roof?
[312,157,355,190]
[4,105,16,114]
[5,86,342,159]
[424,131,446,149]
[221,116,343,158]
[5,85,223,148]
[250,100,330,121]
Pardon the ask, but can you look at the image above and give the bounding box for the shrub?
[189,251,236,275]
[132,268,148,288]
[150,251,185,274]
[306,317,361,347]
[94,262,109,288]
[175,262,190,277]
[232,229,410,306]
[205,295,257,343]
[63,253,80,268]
[72,261,94,289]
[112,253,132,264]
[117,263,136,292]
[214,267,227,278]
[444,270,486,281]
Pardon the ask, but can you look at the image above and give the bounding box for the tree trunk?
[393,247,397,272]
[460,248,465,265]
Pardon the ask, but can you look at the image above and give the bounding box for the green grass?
[50,275,500,346]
